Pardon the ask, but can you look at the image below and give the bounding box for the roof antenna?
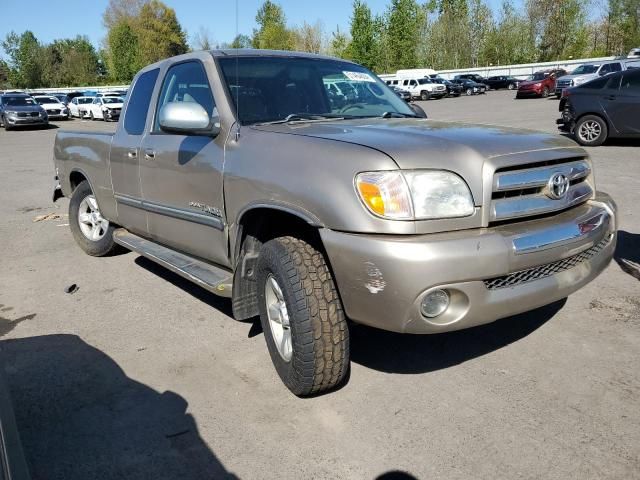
[234,0,241,141]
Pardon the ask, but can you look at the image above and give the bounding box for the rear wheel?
[575,115,608,147]
[508,83,515,90]
[257,236,350,396]
[69,180,119,256]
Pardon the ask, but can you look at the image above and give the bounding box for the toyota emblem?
[547,172,569,200]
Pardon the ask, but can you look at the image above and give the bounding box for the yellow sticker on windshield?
[343,71,376,83]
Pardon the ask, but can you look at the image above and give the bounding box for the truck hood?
[558,74,596,82]
[253,118,582,204]
[253,118,578,164]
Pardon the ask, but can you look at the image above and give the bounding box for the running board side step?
[113,229,233,298]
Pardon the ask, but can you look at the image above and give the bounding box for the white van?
[383,76,447,100]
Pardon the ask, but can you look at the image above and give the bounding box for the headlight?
[356,170,474,220]
[5,110,18,116]
[534,82,542,87]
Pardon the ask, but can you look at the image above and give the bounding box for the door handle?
[127,149,137,159]
[144,149,156,160]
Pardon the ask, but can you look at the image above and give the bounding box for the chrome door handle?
[127,149,137,159]
[144,149,156,160]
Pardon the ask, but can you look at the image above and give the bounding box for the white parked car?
[33,95,69,120]
[87,96,124,121]
[69,96,95,118]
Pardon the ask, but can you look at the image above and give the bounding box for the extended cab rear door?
[138,58,228,266]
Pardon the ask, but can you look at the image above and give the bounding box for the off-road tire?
[574,114,608,147]
[69,180,119,256]
[257,236,350,396]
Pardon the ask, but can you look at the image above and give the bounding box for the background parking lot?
[1,90,638,479]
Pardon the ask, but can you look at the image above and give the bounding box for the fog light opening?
[420,289,450,318]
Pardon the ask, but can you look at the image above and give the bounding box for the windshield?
[102,97,123,104]
[79,97,94,104]
[35,97,60,104]
[218,56,415,125]
[531,72,549,81]
[572,65,598,75]
[3,96,38,106]
[417,78,432,84]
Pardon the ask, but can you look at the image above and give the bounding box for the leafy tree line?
[2,0,638,88]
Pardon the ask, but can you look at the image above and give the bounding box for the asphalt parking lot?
[1,90,638,479]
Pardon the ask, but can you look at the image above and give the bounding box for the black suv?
[485,75,520,90]
[557,69,640,146]
[454,74,489,88]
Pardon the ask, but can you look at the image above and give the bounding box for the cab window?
[154,61,215,132]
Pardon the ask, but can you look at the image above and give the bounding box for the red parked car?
[516,69,567,98]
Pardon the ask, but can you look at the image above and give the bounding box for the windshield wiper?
[255,113,345,126]
[380,111,419,118]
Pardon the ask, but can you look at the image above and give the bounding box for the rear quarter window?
[124,68,159,135]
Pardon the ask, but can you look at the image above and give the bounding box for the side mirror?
[409,103,428,118]
[159,102,220,136]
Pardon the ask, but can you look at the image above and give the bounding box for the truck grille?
[556,79,573,89]
[484,235,611,290]
[490,159,593,223]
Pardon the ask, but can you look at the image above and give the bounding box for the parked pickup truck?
[53,50,617,396]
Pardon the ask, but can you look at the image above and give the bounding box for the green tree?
[386,0,425,70]
[135,0,188,66]
[107,21,141,82]
[228,34,252,49]
[1,31,43,88]
[468,0,493,67]
[606,0,640,55]
[329,26,351,59]
[483,0,536,66]
[350,1,377,69]
[0,59,10,88]
[42,37,101,87]
[103,0,145,28]
[292,21,324,54]
[252,1,294,50]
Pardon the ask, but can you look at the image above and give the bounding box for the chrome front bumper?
[321,192,617,334]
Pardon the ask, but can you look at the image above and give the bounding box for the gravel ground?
[0,91,638,480]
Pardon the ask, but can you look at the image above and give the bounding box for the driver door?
[139,60,228,266]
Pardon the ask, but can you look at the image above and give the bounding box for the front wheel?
[542,87,550,98]
[69,180,119,256]
[420,91,430,101]
[574,115,608,147]
[508,83,515,90]
[465,88,473,96]
[89,112,94,121]
[257,236,350,396]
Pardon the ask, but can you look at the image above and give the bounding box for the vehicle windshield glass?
[572,65,598,74]
[36,97,60,104]
[531,73,549,80]
[102,97,123,104]
[417,78,431,84]
[3,96,37,106]
[79,97,94,104]
[218,56,415,125]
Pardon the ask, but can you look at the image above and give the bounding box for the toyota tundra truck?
[52,50,617,396]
